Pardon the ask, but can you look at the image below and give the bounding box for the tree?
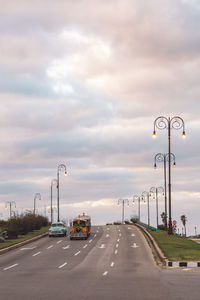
[181,215,187,237]
[160,212,167,230]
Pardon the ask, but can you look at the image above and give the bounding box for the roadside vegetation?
[148,229,200,261]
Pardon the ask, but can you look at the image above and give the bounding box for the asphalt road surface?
[1,225,200,300]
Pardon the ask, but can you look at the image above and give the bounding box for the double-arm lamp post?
[141,191,150,227]
[118,199,129,224]
[149,186,164,229]
[57,164,67,222]
[153,116,186,234]
[34,193,41,216]
[133,195,142,222]
[154,153,176,229]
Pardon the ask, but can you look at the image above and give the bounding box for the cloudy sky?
[0,0,200,235]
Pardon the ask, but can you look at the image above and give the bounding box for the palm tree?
[181,215,187,237]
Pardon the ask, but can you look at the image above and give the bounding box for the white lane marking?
[115,249,118,255]
[94,234,97,238]
[131,233,135,237]
[103,271,108,276]
[89,239,93,243]
[117,238,120,242]
[83,244,88,249]
[107,228,110,231]
[106,234,110,238]
[47,245,54,249]
[20,246,37,251]
[99,244,105,249]
[110,262,114,267]
[62,245,70,249]
[118,229,120,232]
[128,227,131,230]
[57,240,63,244]
[96,230,99,233]
[131,243,139,248]
[119,233,122,237]
[59,262,67,269]
[32,251,41,257]
[74,251,81,256]
[116,243,119,248]
[98,227,100,229]
[3,263,18,271]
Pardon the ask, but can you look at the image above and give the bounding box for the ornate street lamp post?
[149,186,164,228]
[154,153,176,229]
[57,164,67,222]
[34,193,41,215]
[5,201,16,218]
[141,191,150,227]
[118,199,129,224]
[153,116,186,234]
[133,195,142,222]
[51,179,57,224]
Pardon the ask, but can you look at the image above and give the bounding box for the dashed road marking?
[107,228,110,231]
[110,262,114,267]
[103,271,108,276]
[106,234,110,238]
[20,246,37,251]
[57,240,63,244]
[3,264,18,271]
[83,244,88,249]
[119,233,122,237]
[89,239,92,243]
[131,243,139,248]
[115,249,118,255]
[128,227,131,230]
[131,233,135,237]
[47,245,54,249]
[62,245,70,249]
[32,251,41,257]
[74,251,81,256]
[96,230,99,233]
[59,262,67,269]
[118,230,120,232]
[116,243,119,248]
[117,238,120,242]
[94,234,97,238]
[99,244,105,249]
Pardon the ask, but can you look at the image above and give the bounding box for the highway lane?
[0,225,200,300]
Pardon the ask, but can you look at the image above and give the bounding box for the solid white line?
[116,243,119,248]
[32,251,41,257]
[115,249,118,255]
[57,240,63,244]
[74,251,81,256]
[89,239,92,243]
[3,263,18,271]
[103,271,108,276]
[59,262,67,269]
[110,262,114,267]
[83,244,88,249]
[47,245,53,249]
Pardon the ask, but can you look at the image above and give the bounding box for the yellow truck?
[70,213,91,240]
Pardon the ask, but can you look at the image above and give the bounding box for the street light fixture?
[118,199,129,224]
[5,201,16,219]
[34,193,41,216]
[153,116,186,234]
[51,179,57,224]
[154,152,176,229]
[141,191,150,227]
[57,164,67,222]
[149,186,164,229]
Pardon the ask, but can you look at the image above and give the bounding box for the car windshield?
[52,223,65,227]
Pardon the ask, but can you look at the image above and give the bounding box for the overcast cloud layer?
[0,0,200,235]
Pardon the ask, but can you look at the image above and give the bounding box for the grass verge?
[148,229,200,261]
[0,225,50,250]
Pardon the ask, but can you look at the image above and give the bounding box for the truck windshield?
[73,220,86,227]
[52,224,65,227]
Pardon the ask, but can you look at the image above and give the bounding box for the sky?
[0,0,200,235]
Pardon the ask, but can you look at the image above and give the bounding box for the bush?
[157,224,165,231]
[130,218,137,224]
[113,222,121,225]
[125,220,130,224]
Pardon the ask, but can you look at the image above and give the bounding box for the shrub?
[157,224,165,231]
[130,218,137,223]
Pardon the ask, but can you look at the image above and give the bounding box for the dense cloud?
[0,0,200,234]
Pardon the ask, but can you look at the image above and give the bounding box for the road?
[0,225,200,300]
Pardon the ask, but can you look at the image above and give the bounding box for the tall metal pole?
[9,202,12,218]
[147,193,150,227]
[122,200,124,224]
[138,197,140,222]
[51,183,53,223]
[57,169,60,222]
[164,155,167,229]
[168,118,172,235]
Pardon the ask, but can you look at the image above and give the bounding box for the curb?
[134,223,167,266]
[0,233,48,255]
[167,261,200,268]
